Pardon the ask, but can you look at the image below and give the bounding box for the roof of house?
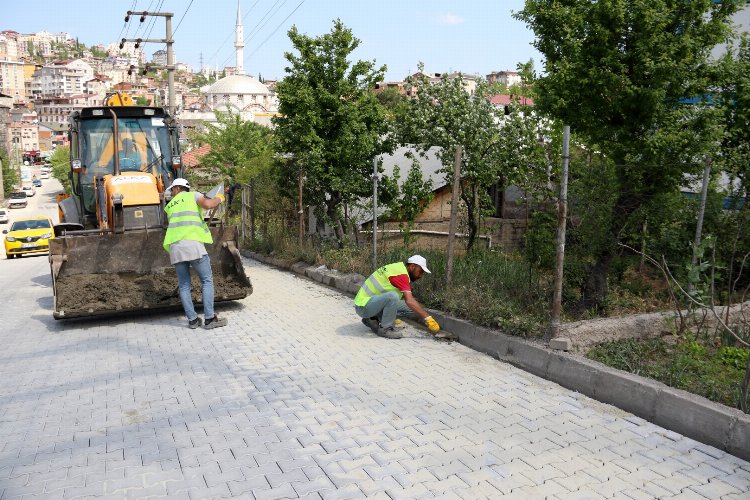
[379,145,447,191]
[489,94,534,106]
[182,144,211,168]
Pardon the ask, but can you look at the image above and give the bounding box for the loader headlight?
[41,233,52,239]
[6,236,16,242]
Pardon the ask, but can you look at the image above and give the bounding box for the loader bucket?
[49,226,252,319]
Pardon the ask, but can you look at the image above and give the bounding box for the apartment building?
[486,70,522,88]
[152,49,167,66]
[31,58,94,98]
[0,31,21,60]
[8,121,39,156]
[34,93,97,125]
[0,58,27,101]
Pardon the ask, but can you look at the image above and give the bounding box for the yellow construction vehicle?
[49,93,252,319]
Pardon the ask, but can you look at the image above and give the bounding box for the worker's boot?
[361,317,379,334]
[188,317,203,329]
[377,326,402,339]
[204,315,228,329]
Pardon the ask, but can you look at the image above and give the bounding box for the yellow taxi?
[3,216,55,259]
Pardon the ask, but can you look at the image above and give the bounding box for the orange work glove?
[424,315,440,333]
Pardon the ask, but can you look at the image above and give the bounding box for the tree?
[50,147,71,195]
[402,68,552,251]
[378,154,434,246]
[375,86,408,114]
[0,147,18,195]
[273,20,390,245]
[135,96,151,106]
[198,109,274,185]
[715,34,750,201]
[515,0,740,311]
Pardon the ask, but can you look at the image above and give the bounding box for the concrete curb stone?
[243,250,750,461]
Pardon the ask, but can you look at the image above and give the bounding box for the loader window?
[78,117,174,213]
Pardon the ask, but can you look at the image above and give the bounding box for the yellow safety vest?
[354,262,409,307]
[163,191,213,252]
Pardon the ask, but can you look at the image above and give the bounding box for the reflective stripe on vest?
[354,262,408,307]
[162,191,213,252]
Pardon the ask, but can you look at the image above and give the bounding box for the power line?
[114,0,138,52]
[172,0,195,37]
[219,0,289,69]
[206,0,262,69]
[247,0,305,59]
[131,0,155,39]
[141,0,166,57]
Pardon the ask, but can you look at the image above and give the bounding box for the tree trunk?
[326,197,345,247]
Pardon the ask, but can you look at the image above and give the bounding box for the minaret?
[234,0,245,75]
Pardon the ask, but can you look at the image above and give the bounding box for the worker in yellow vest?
[163,177,227,330]
[354,255,440,339]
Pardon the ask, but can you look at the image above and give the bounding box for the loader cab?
[68,107,181,227]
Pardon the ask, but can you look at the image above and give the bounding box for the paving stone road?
[0,257,749,499]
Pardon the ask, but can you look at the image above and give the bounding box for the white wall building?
[152,49,167,66]
[487,70,522,88]
[9,122,39,154]
[34,93,98,125]
[31,58,94,98]
[182,0,278,128]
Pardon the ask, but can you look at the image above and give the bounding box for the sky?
[1,0,544,81]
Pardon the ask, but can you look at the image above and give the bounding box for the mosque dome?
[205,74,270,96]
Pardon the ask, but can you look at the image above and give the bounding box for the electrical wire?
[143,0,165,42]
[131,0,155,39]
[218,0,286,69]
[114,0,138,51]
[206,0,261,70]
[172,0,195,37]
[247,0,305,59]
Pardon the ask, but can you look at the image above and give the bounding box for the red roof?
[489,94,534,106]
[182,144,211,168]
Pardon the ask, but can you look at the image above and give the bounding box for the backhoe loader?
[49,93,252,319]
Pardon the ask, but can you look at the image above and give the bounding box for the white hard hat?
[166,178,190,191]
[407,254,431,273]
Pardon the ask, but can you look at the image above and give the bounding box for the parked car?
[40,171,50,179]
[0,209,8,224]
[7,192,27,209]
[3,216,54,259]
[22,186,36,197]
[32,178,42,187]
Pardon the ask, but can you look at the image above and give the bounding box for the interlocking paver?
[0,258,748,499]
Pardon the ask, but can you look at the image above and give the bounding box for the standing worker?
[354,255,440,339]
[163,177,228,329]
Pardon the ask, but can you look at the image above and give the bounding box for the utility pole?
[372,157,378,270]
[121,10,175,116]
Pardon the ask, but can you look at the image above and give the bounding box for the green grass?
[379,248,549,336]
[587,337,748,409]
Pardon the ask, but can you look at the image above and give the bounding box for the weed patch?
[587,337,747,409]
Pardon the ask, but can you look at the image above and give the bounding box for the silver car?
[0,209,8,224]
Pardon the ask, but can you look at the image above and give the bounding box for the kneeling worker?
[354,255,440,339]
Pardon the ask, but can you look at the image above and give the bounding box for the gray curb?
[243,251,750,461]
